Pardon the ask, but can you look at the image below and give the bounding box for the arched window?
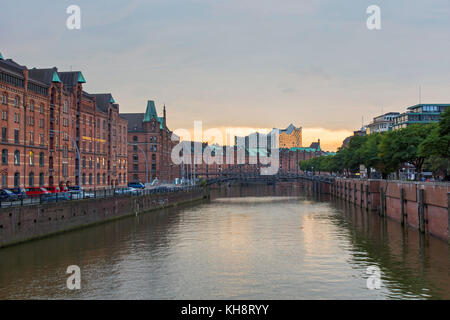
[82,173,86,185]
[14,150,20,165]
[82,157,86,168]
[29,151,34,166]
[39,152,44,167]
[28,172,34,187]
[89,157,92,169]
[29,100,34,112]
[97,173,100,184]
[1,149,7,165]
[152,154,156,161]
[14,96,20,108]
[118,173,122,184]
[133,136,138,142]
[39,173,44,186]
[102,173,106,184]
[14,172,20,187]
[89,173,92,185]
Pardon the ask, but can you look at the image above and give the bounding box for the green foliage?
[298,112,450,179]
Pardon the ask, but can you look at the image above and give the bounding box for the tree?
[379,124,431,180]
[357,133,382,178]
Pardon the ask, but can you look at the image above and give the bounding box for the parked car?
[24,187,51,202]
[115,187,140,196]
[128,182,145,189]
[45,186,61,193]
[68,186,94,199]
[25,187,51,198]
[8,187,27,200]
[0,189,19,202]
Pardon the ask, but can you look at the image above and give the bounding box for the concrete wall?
[0,188,206,248]
[332,178,449,242]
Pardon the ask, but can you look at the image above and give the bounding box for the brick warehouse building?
[121,100,179,184]
[0,53,128,189]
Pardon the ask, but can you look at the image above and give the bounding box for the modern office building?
[367,112,400,133]
[392,104,449,130]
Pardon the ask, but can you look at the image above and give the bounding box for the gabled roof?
[0,58,26,79]
[309,142,320,150]
[121,113,145,131]
[58,71,86,88]
[91,93,114,113]
[28,67,60,85]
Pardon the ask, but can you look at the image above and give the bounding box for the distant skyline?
[3,0,450,150]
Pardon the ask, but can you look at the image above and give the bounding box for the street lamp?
[128,142,149,185]
[51,130,81,186]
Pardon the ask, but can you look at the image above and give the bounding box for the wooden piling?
[365,184,369,211]
[418,188,425,233]
[447,193,450,244]
[400,188,405,226]
[379,187,385,216]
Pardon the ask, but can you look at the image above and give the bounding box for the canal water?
[0,184,449,299]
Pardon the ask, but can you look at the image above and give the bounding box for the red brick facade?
[122,101,179,184]
[0,55,127,189]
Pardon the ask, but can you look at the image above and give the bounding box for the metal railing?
[0,185,202,208]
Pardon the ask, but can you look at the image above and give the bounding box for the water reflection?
[0,184,448,299]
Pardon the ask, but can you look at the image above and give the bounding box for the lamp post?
[51,130,80,186]
[128,142,149,185]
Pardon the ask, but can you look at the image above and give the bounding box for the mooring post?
[354,183,357,205]
[400,188,405,226]
[360,183,363,207]
[447,193,450,244]
[379,187,385,216]
[365,184,369,211]
[418,188,425,233]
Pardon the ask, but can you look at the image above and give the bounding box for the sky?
[2,0,450,151]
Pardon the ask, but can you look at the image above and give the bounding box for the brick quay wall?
[0,188,207,248]
[330,179,449,243]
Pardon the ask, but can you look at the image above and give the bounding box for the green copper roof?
[0,52,3,60]
[52,71,61,83]
[77,72,86,83]
[110,97,115,103]
[289,147,319,152]
[143,100,158,122]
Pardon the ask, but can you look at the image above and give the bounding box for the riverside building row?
[0,53,128,189]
